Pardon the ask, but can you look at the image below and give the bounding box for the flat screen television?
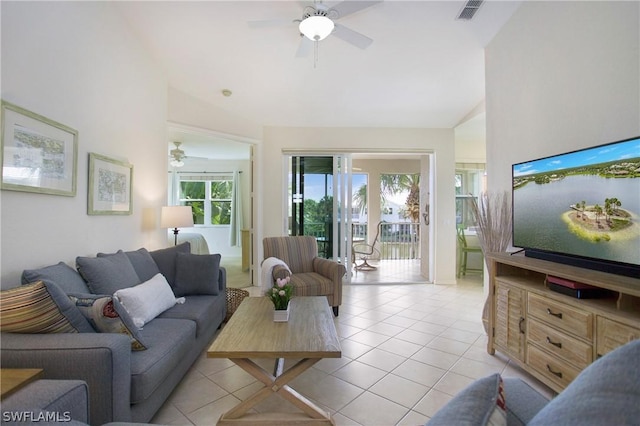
[512,136,640,278]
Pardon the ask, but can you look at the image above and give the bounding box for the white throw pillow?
[114,273,177,328]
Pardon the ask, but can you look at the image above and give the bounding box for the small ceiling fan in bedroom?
[169,142,186,168]
[249,1,382,64]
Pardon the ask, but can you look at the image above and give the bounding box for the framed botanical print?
[1,101,78,196]
[88,152,133,215]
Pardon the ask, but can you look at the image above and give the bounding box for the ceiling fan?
[169,142,186,168]
[249,1,382,58]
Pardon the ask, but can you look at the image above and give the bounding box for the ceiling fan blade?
[248,18,296,28]
[331,1,382,19]
[332,24,373,49]
[295,36,313,57]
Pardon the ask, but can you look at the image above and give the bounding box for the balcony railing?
[300,221,421,260]
[353,222,420,260]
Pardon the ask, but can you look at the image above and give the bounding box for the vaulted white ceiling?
[116,1,521,131]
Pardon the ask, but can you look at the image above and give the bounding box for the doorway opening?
[167,123,257,287]
[285,151,432,284]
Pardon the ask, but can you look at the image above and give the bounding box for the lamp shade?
[299,15,335,41]
[161,206,194,228]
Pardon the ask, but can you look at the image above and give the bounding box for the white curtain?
[229,171,243,246]
[169,170,180,205]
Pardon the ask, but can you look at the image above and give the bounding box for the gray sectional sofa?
[1,242,227,425]
[1,379,90,425]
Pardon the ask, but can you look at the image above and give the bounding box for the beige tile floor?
[152,259,554,425]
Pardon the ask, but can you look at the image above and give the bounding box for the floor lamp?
[161,206,194,245]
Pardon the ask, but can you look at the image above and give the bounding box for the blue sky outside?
[513,137,640,177]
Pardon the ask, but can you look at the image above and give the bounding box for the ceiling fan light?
[170,141,185,167]
[299,15,334,41]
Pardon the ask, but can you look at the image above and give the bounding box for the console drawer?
[528,318,592,368]
[528,293,592,340]
[527,344,581,390]
[596,317,640,357]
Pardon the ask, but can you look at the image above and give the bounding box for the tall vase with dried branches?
[469,191,513,334]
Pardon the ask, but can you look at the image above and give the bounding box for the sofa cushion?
[529,339,640,425]
[427,373,506,426]
[22,262,91,294]
[129,317,196,403]
[502,378,550,426]
[114,273,178,328]
[69,294,147,351]
[158,295,224,337]
[149,242,191,287]
[173,252,221,296]
[76,252,140,295]
[98,248,161,283]
[1,379,90,424]
[0,281,94,334]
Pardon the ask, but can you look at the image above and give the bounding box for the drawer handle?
[546,308,563,319]
[519,317,525,334]
[546,336,562,348]
[546,364,563,378]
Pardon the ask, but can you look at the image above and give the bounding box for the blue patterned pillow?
[69,293,147,351]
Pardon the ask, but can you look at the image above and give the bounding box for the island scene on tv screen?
[513,137,640,267]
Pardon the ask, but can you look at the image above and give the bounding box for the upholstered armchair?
[263,236,346,316]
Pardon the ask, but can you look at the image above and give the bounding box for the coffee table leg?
[222,358,333,424]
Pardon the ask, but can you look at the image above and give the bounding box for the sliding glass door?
[287,154,353,277]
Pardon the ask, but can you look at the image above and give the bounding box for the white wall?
[1,2,168,288]
[455,113,486,164]
[261,126,458,284]
[486,1,640,193]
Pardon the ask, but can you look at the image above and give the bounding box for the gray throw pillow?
[427,373,506,426]
[173,252,221,296]
[529,339,640,425]
[22,262,91,294]
[149,242,191,287]
[98,248,161,283]
[76,251,140,295]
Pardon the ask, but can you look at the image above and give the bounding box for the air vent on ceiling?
[456,0,484,20]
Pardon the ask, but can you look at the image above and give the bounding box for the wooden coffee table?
[207,296,341,425]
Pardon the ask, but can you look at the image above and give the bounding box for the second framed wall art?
[88,153,133,215]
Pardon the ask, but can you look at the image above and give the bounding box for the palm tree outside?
[380,174,421,223]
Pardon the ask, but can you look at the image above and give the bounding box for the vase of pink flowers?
[268,276,293,322]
